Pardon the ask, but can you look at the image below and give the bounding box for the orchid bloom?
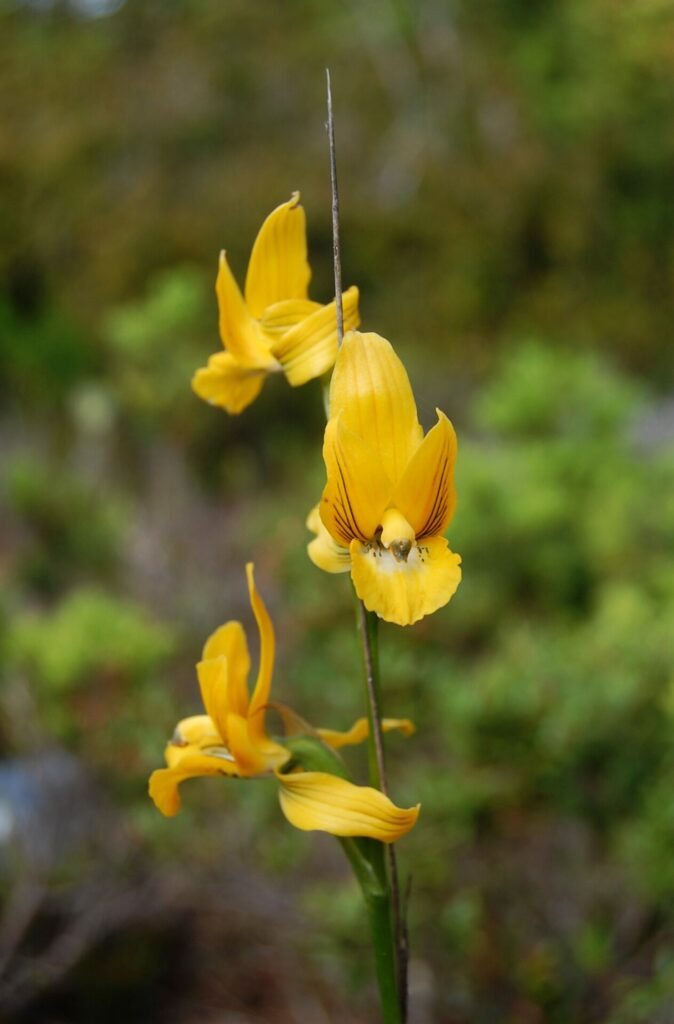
[192,194,360,414]
[149,564,419,843]
[308,331,462,626]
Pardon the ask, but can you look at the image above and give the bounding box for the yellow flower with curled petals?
[308,330,462,626]
[192,193,360,414]
[149,564,419,843]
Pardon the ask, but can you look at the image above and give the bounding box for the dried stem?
[326,68,345,344]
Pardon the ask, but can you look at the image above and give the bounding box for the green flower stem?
[356,600,383,789]
[285,733,402,1021]
[355,599,407,1022]
[341,838,402,1024]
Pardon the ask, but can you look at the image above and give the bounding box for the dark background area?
[1,1,673,1021]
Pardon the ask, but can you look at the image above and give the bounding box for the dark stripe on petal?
[418,450,449,538]
[337,460,366,541]
[332,504,355,546]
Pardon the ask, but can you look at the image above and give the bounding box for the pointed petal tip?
[434,406,457,439]
[276,769,421,842]
[318,716,416,749]
[245,195,310,316]
[244,561,255,602]
[245,563,276,728]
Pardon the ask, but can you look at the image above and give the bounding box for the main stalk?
[326,68,407,1023]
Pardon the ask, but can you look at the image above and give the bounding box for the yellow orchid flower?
[149,564,419,843]
[192,193,360,414]
[308,330,462,626]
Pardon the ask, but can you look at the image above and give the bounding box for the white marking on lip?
[366,544,424,575]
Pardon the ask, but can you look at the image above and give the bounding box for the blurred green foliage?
[102,266,212,431]
[10,587,170,693]
[5,587,176,780]
[1,0,673,1021]
[4,455,127,594]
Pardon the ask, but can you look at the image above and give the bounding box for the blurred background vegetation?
[1,1,673,1021]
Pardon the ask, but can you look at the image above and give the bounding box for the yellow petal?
[216,252,276,367]
[306,504,351,574]
[319,414,393,546]
[244,193,311,318]
[328,331,423,485]
[271,286,360,387]
[168,714,220,754]
[202,621,251,718]
[276,769,420,842]
[245,563,275,739]
[227,712,288,776]
[196,657,230,741]
[260,298,322,336]
[393,410,458,538]
[149,750,241,817]
[350,535,462,626]
[317,717,416,749]
[192,351,267,415]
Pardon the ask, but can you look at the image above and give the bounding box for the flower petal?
[260,298,322,336]
[306,504,351,573]
[350,535,462,626]
[276,769,420,842]
[245,564,275,739]
[272,286,360,387]
[192,351,267,415]
[317,717,416,749]
[216,252,276,368]
[244,193,311,318]
[196,657,230,741]
[149,751,241,817]
[328,331,423,485]
[393,409,458,538]
[227,712,287,776]
[320,414,393,546]
[168,714,220,753]
[202,621,250,718]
